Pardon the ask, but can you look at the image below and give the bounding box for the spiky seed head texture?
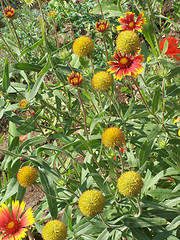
[117,171,143,197]
[42,220,67,240]
[79,190,105,217]
[116,31,140,54]
[73,36,94,57]
[17,166,38,187]
[102,127,125,148]
[91,71,113,92]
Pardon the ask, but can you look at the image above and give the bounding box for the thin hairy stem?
[99,213,124,228]
[97,0,104,19]
[134,196,142,218]
[130,77,173,138]
[117,148,124,174]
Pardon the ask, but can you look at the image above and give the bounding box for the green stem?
[97,0,104,19]
[162,78,165,124]
[53,19,59,49]
[99,213,124,228]
[0,31,19,62]
[134,196,142,218]
[89,55,95,74]
[130,77,173,138]
[77,89,103,172]
[102,35,109,69]
[117,148,124,174]
[10,21,22,49]
[107,92,124,123]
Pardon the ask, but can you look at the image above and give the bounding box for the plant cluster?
[0,0,180,239]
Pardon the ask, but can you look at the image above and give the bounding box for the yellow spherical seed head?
[116,31,140,54]
[17,166,38,187]
[91,71,113,92]
[117,171,143,197]
[102,127,125,148]
[42,220,67,240]
[73,36,94,57]
[79,190,105,217]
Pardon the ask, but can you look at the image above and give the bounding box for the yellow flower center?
[6,219,20,234]
[71,77,79,84]
[7,221,15,229]
[6,11,12,16]
[120,57,128,65]
[99,24,105,30]
[129,21,135,28]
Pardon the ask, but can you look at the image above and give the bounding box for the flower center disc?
[99,24,105,30]
[120,57,128,65]
[129,21,135,28]
[6,220,20,234]
[7,11,12,16]
[71,77,79,84]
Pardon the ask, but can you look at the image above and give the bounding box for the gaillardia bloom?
[0,200,35,240]
[49,11,56,17]
[117,171,143,197]
[79,190,105,217]
[95,20,109,33]
[159,37,180,60]
[4,6,15,18]
[108,51,144,80]
[102,127,125,148]
[67,71,83,86]
[17,166,38,187]
[18,99,27,108]
[117,12,146,32]
[42,220,67,240]
[73,36,94,57]
[91,71,113,92]
[116,30,140,54]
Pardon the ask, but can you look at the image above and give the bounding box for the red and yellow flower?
[108,50,144,80]
[159,37,180,60]
[95,20,109,33]
[4,6,15,19]
[0,200,35,240]
[18,99,27,108]
[67,71,83,86]
[117,12,146,32]
[49,11,56,17]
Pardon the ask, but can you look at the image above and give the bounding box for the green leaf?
[124,217,167,228]
[152,87,160,113]
[16,109,41,135]
[166,215,180,231]
[12,63,42,72]
[131,228,151,240]
[142,16,157,56]
[16,185,26,203]
[2,57,10,93]
[86,163,110,195]
[161,39,168,55]
[1,177,19,202]
[0,134,5,144]
[148,188,180,200]
[39,170,58,219]
[38,57,51,76]
[27,74,46,101]
[20,39,43,57]
[18,136,47,153]
[168,151,180,165]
